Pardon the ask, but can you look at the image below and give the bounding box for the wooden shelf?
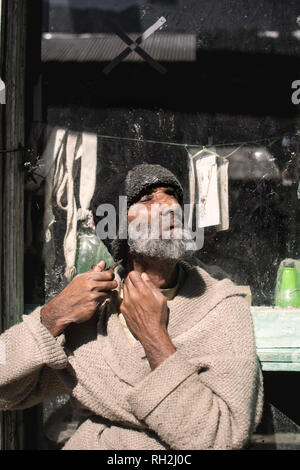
[251,307,300,371]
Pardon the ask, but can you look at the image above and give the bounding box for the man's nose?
[159,206,182,227]
[162,200,181,215]
[162,208,175,221]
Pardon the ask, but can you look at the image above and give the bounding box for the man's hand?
[41,260,118,337]
[120,271,176,369]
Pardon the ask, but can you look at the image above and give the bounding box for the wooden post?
[0,0,3,451]
[0,0,27,450]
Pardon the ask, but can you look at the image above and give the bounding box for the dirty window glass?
[23,0,300,451]
[26,0,300,307]
[21,0,300,451]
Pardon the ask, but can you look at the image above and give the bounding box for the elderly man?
[0,164,263,450]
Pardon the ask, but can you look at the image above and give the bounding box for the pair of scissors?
[90,259,123,272]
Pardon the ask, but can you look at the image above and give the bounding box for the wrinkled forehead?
[128,188,182,220]
[135,184,180,201]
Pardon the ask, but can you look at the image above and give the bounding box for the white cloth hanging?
[78,132,98,225]
[0,77,6,104]
[186,147,229,231]
[216,156,229,232]
[195,152,220,228]
[40,127,98,281]
[43,128,67,272]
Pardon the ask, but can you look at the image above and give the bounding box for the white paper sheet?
[196,154,220,228]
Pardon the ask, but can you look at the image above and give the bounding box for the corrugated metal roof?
[42,33,197,62]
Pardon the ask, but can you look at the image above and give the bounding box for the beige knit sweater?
[0,258,263,450]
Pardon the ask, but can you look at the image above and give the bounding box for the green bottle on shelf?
[275,261,300,308]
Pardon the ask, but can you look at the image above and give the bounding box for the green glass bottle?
[275,261,300,308]
[74,222,114,275]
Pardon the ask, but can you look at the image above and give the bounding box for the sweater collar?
[96,259,246,386]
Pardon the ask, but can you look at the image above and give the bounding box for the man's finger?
[123,281,129,299]
[140,272,162,299]
[124,275,145,304]
[123,281,133,303]
[92,280,118,292]
[90,260,106,272]
[128,271,144,290]
[88,271,115,281]
[125,272,139,291]
[122,281,140,316]
[141,272,158,289]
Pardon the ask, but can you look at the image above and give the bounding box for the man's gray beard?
[127,228,197,261]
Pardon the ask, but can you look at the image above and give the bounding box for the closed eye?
[164,188,176,196]
[163,187,179,202]
[139,194,153,203]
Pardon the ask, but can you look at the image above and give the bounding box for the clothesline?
[94,132,297,159]
[97,133,284,149]
[1,130,298,159]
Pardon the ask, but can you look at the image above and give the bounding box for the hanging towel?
[43,128,68,272]
[39,127,98,281]
[216,156,229,232]
[0,78,6,104]
[63,132,98,280]
[195,152,220,228]
[63,132,79,280]
[186,147,229,231]
[78,132,98,227]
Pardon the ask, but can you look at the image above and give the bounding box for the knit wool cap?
[125,164,184,209]
[92,163,184,261]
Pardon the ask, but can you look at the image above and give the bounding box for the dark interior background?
[26,0,300,307]
[23,0,300,449]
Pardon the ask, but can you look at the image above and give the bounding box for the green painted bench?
[251,307,300,371]
[24,305,300,372]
